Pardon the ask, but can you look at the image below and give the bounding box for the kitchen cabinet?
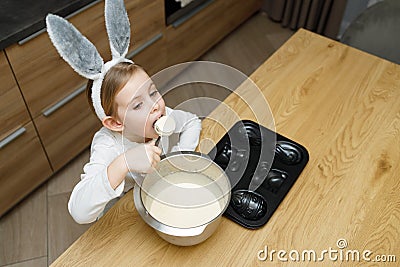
[0,122,52,216]
[33,89,100,171]
[129,32,167,76]
[0,51,52,216]
[1,0,261,216]
[0,51,30,136]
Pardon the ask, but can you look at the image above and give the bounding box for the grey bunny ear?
[105,0,131,58]
[46,14,104,79]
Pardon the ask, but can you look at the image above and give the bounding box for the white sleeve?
[167,107,202,152]
[68,133,125,224]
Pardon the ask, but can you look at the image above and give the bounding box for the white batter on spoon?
[154,115,176,136]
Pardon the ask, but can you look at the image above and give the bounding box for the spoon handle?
[155,136,161,147]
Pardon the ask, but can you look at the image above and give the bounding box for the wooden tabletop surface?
[52,29,400,266]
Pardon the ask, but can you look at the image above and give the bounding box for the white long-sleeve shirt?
[68,107,202,224]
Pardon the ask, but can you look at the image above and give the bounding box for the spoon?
[154,115,176,146]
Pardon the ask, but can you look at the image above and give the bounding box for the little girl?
[45,0,201,224]
[68,63,202,224]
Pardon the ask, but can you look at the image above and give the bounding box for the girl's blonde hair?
[86,62,144,117]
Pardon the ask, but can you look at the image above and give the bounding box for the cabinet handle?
[18,29,46,45]
[18,0,102,45]
[126,33,163,59]
[172,0,214,28]
[0,127,26,149]
[42,84,86,117]
[64,0,102,19]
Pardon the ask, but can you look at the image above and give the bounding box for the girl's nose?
[151,100,159,113]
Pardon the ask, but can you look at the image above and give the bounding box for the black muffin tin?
[207,120,309,229]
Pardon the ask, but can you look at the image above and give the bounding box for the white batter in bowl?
[134,152,231,246]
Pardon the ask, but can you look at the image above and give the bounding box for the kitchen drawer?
[0,51,30,137]
[34,85,100,171]
[166,0,262,66]
[5,0,165,119]
[128,0,165,58]
[0,122,52,216]
[128,32,167,76]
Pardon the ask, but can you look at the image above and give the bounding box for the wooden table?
[52,29,400,266]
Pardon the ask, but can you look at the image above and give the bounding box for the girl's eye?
[150,90,158,97]
[133,102,143,110]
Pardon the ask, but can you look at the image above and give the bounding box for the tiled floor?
[0,11,293,267]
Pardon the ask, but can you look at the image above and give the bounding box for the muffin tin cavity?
[208,120,309,229]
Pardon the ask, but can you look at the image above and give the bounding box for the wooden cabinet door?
[33,87,100,171]
[0,51,52,216]
[0,51,30,137]
[128,33,167,76]
[0,122,52,216]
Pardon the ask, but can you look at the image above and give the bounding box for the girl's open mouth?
[152,115,163,128]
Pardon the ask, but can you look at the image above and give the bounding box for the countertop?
[0,0,98,50]
[51,29,400,266]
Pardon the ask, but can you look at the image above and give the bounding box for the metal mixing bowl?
[134,151,231,246]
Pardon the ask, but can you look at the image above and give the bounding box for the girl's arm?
[68,133,161,224]
[68,134,125,224]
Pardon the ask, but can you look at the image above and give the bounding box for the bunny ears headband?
[46,0,133,121]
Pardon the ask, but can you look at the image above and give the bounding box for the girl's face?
[114,69,165,141]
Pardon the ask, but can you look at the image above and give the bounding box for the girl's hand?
[124,139,162,174]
